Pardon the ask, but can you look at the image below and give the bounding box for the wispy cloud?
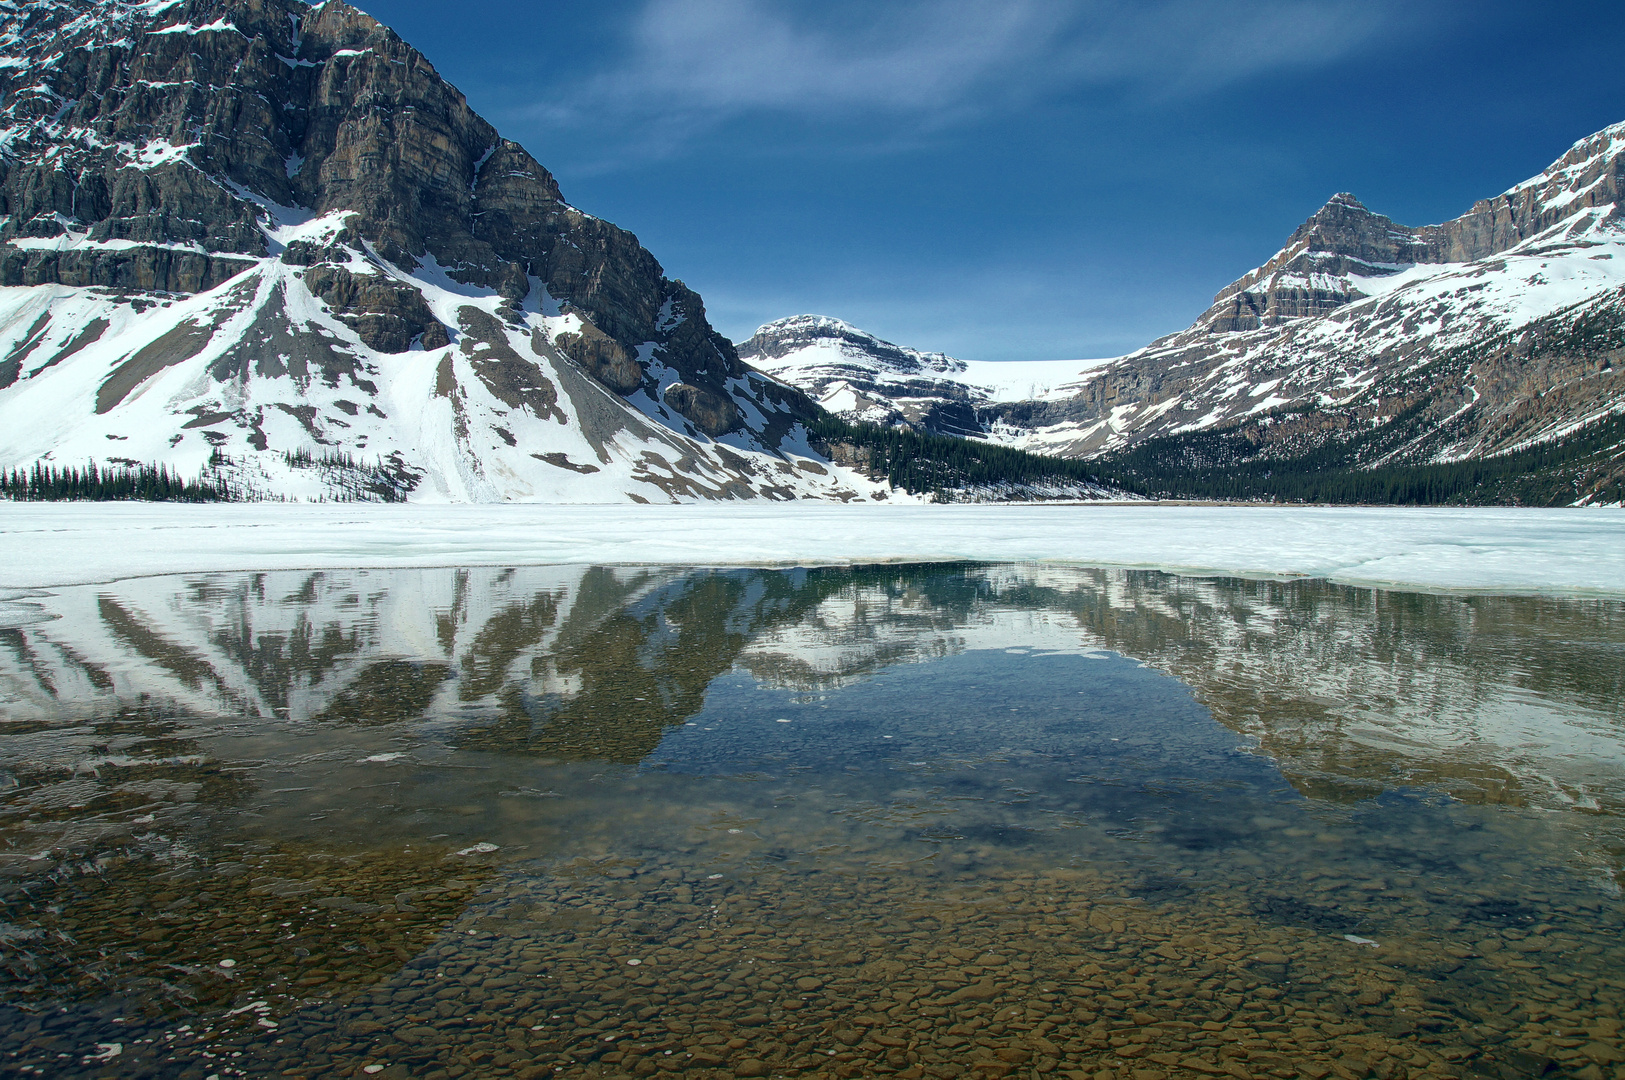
[529,0,1417,159]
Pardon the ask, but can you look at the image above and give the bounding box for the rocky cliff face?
[0,0,873,502]
[1198,193,1435,331]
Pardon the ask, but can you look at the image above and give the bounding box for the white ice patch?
[0,504,1619,597]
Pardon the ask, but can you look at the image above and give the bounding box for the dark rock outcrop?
[551,324,644,395]
[663,383,741,437]
[300,264,443,353]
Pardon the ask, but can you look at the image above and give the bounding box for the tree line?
[1094,409,1625,505]
[804,415,1111,497]
[6,408,1618,505]
[0,460,230,502]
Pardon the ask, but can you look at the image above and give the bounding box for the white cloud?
[537,0,1414,146]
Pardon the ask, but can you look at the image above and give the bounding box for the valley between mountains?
[1,0,1623,505]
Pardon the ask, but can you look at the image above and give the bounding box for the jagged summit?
[0,0,893,502]
[1199,192,1428,331]
[1199,129,1625,334]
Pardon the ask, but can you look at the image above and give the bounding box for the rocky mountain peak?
[1197,122,1625,334]
[1287,192,1417,257]
[1197,188,1424,332]
[0,0,764,410]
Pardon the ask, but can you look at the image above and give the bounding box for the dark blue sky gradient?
[355,0,1625,361]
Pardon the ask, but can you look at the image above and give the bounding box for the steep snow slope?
[0,0,891,502]
[0,240,888,503]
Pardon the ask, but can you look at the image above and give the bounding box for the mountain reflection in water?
[0,564,1620,1080]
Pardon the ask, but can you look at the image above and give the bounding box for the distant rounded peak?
[738,315,966,374]
[749,314,873,340]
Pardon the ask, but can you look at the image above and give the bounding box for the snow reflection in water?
[0,565,1620,1079]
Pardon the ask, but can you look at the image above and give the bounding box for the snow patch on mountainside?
[0,265,898,503]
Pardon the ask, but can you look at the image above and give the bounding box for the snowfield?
[0,504,1620,600]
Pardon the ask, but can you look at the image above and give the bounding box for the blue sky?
[358,0,1625,361]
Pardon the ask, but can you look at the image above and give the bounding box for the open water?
[0,564,1619,1080]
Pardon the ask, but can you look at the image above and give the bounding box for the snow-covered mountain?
[759,124,1625,478]
[0,0,894,503]
[736,315,1112,439]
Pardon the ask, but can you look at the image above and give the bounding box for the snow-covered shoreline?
[1,503,1621,598]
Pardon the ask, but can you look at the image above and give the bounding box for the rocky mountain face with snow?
[5,0,1619,504]
[737,315,987,438]
[737,314,1109,441]
[760,124,1625,499]
[0,0,893,503]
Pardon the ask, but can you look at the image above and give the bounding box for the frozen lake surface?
[2,503,1622,597]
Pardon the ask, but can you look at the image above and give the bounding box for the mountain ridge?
[737,314,1111,440]
[754,120,1625,501]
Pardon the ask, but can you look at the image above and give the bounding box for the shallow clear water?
[0,565,1621,1080]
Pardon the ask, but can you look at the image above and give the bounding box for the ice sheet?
[1,504,1621,598]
